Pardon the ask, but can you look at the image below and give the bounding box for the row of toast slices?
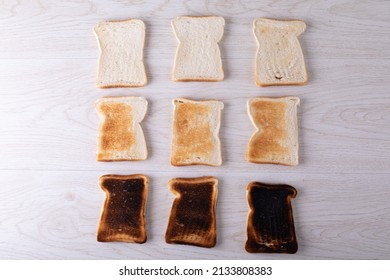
[96,96,300,166]
[94,16,307,87]
[97,174,298,253]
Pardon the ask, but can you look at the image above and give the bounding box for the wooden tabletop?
[0,0,389,259]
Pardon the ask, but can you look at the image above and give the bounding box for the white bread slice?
[253,18,307,86]
[172,16,225,82]
[171,98,224,166]
[246,97,300,166]
[94,19,147,88]
[95,96,147,161]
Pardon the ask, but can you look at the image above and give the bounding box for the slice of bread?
[165,176,218,248]
[246,96,299,166]
[171,98,224,166]
[246,182,298,253]
[97,174,148,243]
[172,16,225,82]
[94,19,147,88]
[253,18,307,86]
[95,96,147,161]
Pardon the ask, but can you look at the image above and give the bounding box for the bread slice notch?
[171,98,224,166]
[94,19,147,88]
[253,18,307,86]
[165,176,218,248]
[246,182,298,253]
[172,16,225,82]
[97,174,148,243]
[95,96,148,161]
[246,96,299,166]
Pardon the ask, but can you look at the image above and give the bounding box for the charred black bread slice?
[246,182,297,253]
[165,176,218,248]
[97,174,148,243]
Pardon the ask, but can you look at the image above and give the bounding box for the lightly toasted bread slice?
[171,98,224,166]
[165,176,218,248]
[254,18,307,86]
[246,182,298,253]
[97,174,148,243]
[95,96,147,161]
[246,96,299,166]
[94,19,147,88]
[172,16,225,82]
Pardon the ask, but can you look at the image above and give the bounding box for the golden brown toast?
[165,176,218,248]
[97,174,148,243]
[246,182,297,253]
[95,96,147,161]
[171,98,224,166]
[246,96,299,166]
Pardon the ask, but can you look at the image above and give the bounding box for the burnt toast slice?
[246,182,297,253]
[165,176,218,248]
[97,174,148,243]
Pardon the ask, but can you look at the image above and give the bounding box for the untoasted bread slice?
[171,98,224,166]
[246,97,299,166]
[254,18,307,86]
[172,16,225,82]
[246,182,298,253]
[165,176,218,248]
[95,96,147,161]
[97,174,148,243]
[94,19,147,88]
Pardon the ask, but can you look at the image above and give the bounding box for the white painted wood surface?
[0,0,389,259]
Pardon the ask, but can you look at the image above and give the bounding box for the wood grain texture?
[0,0,390,259]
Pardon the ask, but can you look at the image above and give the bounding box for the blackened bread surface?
[246,182,297,253]
[97,174,148,243]
[165,176,218,248]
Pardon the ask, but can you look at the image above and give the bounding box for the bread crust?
[172,78,223,82]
